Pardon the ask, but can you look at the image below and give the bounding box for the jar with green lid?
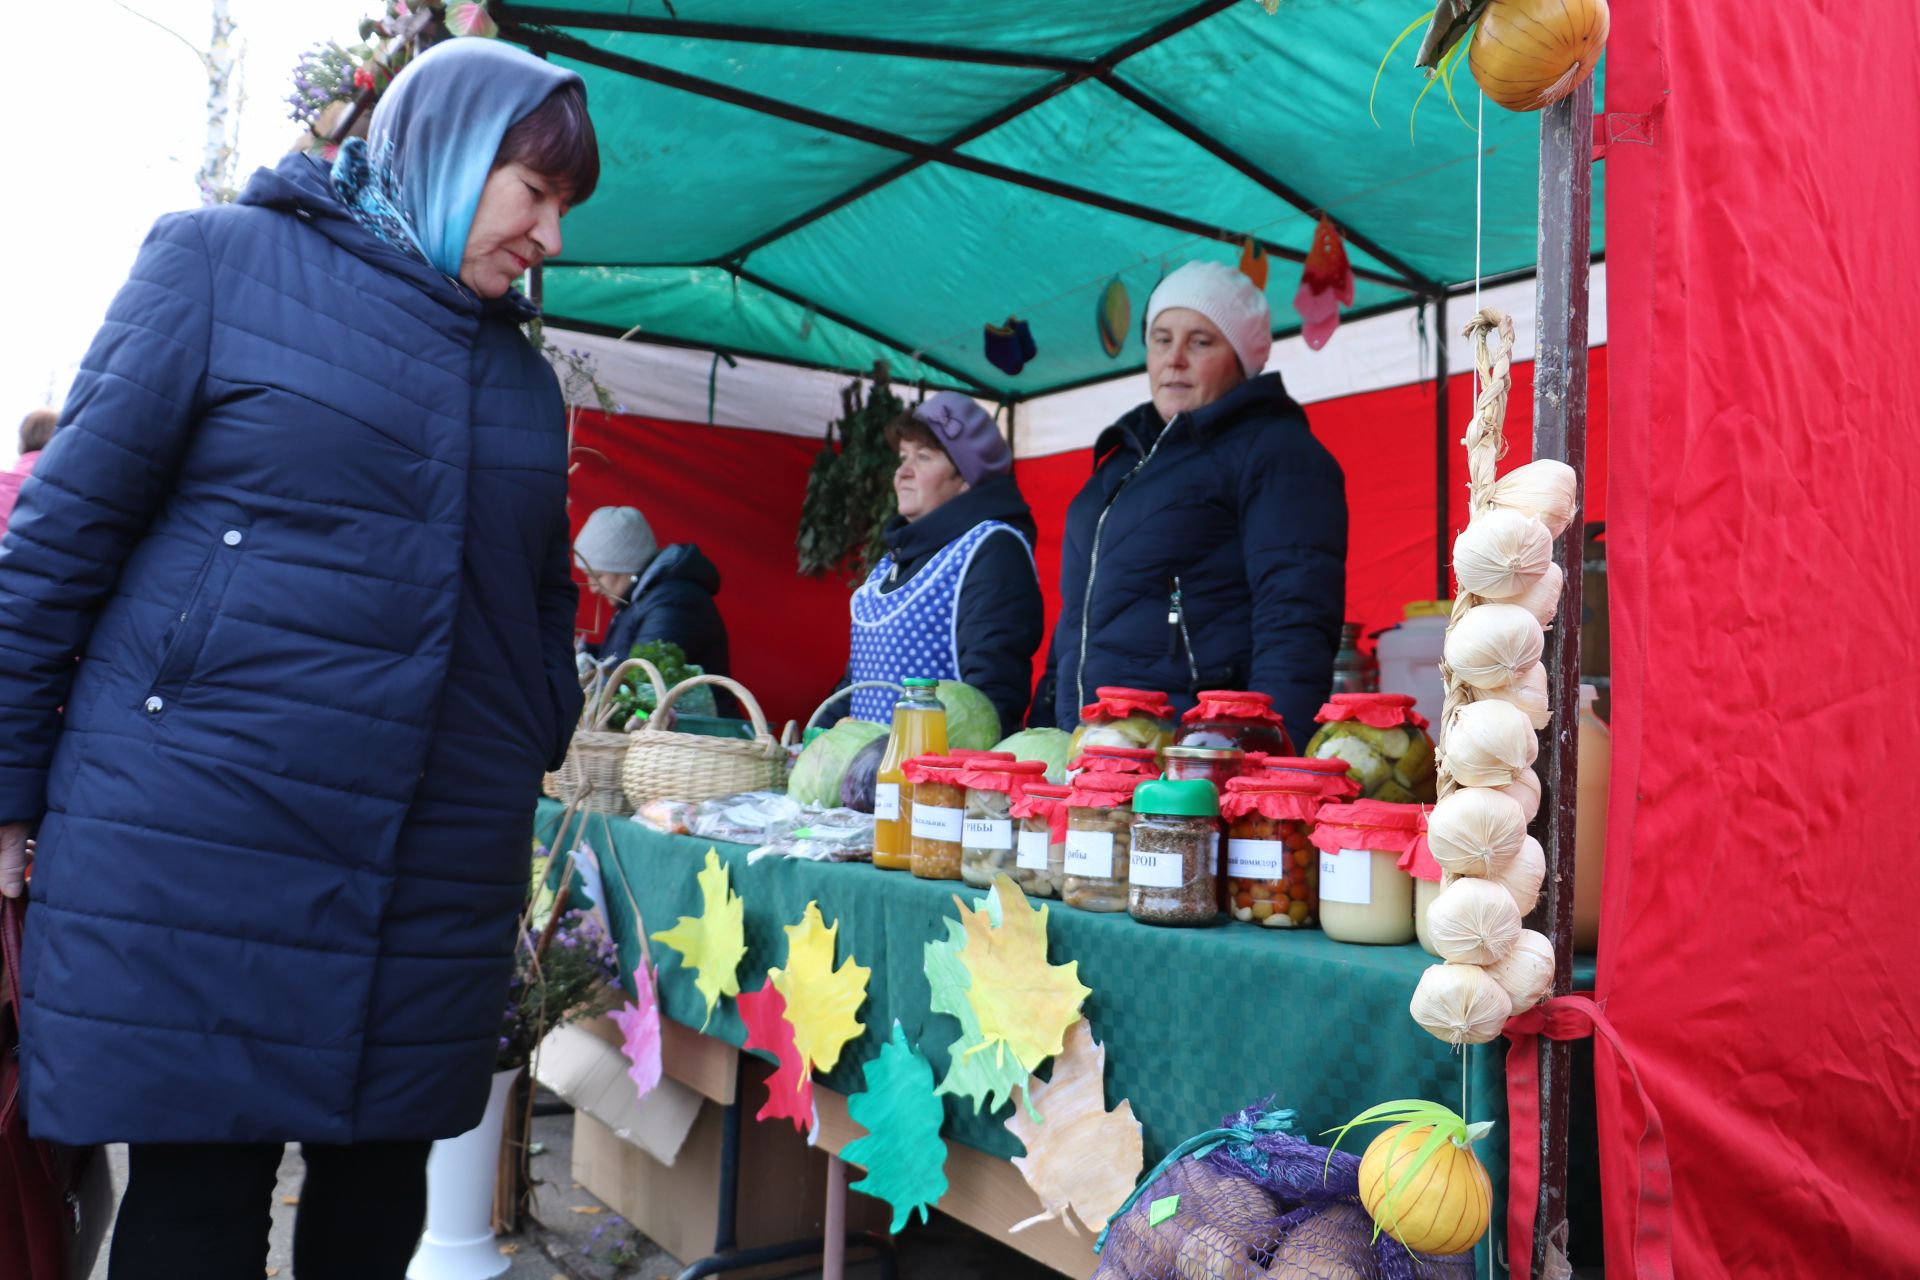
[1128,779,1222,927]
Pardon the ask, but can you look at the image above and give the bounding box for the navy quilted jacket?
[0,153,583,1144]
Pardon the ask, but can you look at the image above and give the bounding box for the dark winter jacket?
[0,153,582,1145]
[589,543,730,680]
[1042,372,1347,745]
[850,474,1044,735]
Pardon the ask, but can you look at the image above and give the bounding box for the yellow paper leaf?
[769,901,870,1076]
[1006,1018,1143,1236]
[651,850,746,1029]
[959,876,1090,1073]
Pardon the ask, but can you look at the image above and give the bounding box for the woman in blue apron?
[846,392,1043,735]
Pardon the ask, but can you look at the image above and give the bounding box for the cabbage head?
[788,720,888,807]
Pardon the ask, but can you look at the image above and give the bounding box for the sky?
[0,0,376,465]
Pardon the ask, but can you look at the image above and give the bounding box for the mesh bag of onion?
[1093,1103,1476,1280]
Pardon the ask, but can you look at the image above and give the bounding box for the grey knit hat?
[573,506,658,576]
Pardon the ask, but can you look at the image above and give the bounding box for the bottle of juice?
[873,678,948,870]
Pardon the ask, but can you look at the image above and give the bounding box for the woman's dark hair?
[495,83,599,204]
[18,408,57,454]
[883,410,945,458]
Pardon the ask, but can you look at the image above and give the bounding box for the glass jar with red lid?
[1010,782,1071,899]
[902,756,968,881]
[1061,772,1145,913]
[1068,745,1161,780]
[1217,769,1358,928]
[1302,693,1437,804]
[1309,800,1424,946]
[959,759,1049,889]
[1176,690,1296,756]
[1162,745,1246,792]
[1069,687,1178,759]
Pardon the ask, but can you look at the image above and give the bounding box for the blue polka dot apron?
[848,520,1027,723]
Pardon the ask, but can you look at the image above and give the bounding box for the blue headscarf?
[331,38,582,278]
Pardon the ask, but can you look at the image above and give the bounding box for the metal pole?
[1433,294,1452,601]
[1528,76,1594,1277]
[822,1156,848,1280]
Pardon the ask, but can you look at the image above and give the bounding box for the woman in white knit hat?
[574,505,731,686]
[1039,260,1349,746]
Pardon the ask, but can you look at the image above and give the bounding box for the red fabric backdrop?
[566,354,1609,729]
[1600,1,1920,1275]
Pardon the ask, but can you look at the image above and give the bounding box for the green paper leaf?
[1149,1195,1180,1228]
[843,1022,950,1234]
[925,918,1037,1120]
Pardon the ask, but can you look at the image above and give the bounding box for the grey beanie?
[574,506,658,576]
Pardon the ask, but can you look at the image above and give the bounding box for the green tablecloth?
[535,800,1596,1267]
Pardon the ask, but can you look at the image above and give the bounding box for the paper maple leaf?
[958,875,1090,1075]
[769,901,870,1077]
[924,917,1036,1119]
[609,957,663,1101]
[737,982,816,1136]
[1005,1018,1142,1236]
[843,1021,949,1233]
[651,850,746,1030]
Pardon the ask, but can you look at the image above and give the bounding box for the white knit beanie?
[1145,260,1273,376]
[573,506,658,576]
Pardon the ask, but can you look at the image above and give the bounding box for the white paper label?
[1017,829,1052,871]
[1064,829,1115,878]
[1227,838,1289,880]
[963,818,1015,850]
[873,783,900,822]
[1129,847,1186,889]
[1320,849,1374,905]
[911,804,965,843]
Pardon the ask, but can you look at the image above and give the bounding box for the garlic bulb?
[1443,604,1544,691]
[1512,561,1565,628]
[1442,698,1539,787]
[1490,835,1547,916]
[1490,460,1579,539]
[1481,662,1550,731]
[1485,929,1555,1015]
[1497,767,1542,823]
[1427,786,1527,877]
[1452,509,1553,601]
[1426,876,1523,965]
[1409,962,1513,1046]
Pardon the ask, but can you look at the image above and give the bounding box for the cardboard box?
[534,1018,703,1165]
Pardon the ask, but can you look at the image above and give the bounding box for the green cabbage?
[991,728,1074,784]
[787,719,888,807]
[935,680,1001,753]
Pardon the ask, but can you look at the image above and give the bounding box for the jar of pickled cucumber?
[1068,745,1161,781]
[1010,782,1071,899]
[902,755,968,881]
[1061,772,1144,913]
[1303,693,1437,804]
[1068,687,1177,759]
[959,759,1049,889]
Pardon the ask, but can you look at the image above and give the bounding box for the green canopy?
[494,0,1603,399]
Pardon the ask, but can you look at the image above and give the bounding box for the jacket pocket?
[151,521,249,699]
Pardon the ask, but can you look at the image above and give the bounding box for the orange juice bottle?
[873,678,948,870]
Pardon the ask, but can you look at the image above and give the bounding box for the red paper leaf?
[738,982,816,1135]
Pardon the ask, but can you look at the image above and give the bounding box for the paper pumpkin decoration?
[1095,278,1130,359]
[959,875,1090,1074]
[737,981,816,1135]
[1238,237,1270,292]
[843,1021,950,1233]
[1005,1018,1143,1236]
[1293,216,1356,350]
[609,957,663,1102]
[769,901,871,1077]
[650,850,746,1030]
[924,917,1035,1118]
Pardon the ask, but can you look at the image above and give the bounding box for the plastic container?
[1162,746,1246,792]
[1374,601,1450,731]
[903,755,967,881]
[1068,687,1177,759]
[1069,745,1161,779]
[1128,780,1222,927]
[1061,772,1144,913]
[1217,769,1358,928]
[873,679,948,871]
[960,759,1050,889]
[1303,693,1437,805]
[1574,683,1610,951]
[1310,800,1424,946]
[1010,782,1071,899]
[1176,690,1296,756]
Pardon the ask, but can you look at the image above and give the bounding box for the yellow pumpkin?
[1356,1123,1491,1256]
[1469,0,1610,113]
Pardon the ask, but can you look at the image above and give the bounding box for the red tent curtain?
[1600,1,1920,1274]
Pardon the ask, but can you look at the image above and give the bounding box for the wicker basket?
[621,674,790,808]
[550,659,666,814]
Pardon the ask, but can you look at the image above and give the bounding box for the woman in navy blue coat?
[0,39,596,1277]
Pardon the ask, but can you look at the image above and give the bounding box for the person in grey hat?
[842,391,1043,734]
[574,505,731,688]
